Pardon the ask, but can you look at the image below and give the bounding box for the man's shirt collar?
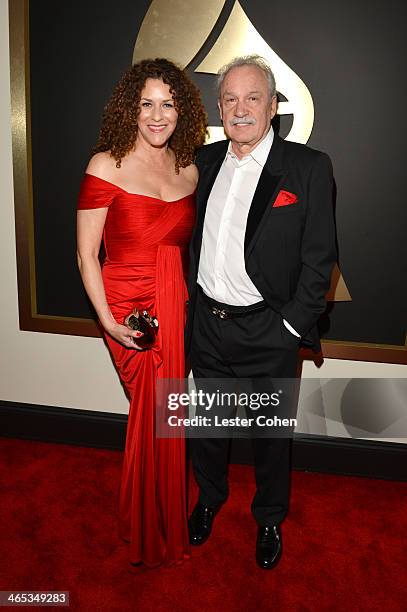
[226,125,274,167]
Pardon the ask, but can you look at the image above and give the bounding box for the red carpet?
[0,437,406,611]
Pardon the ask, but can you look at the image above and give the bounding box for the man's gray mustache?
[229,118,256,126]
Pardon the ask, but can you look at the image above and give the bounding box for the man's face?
[218,65,277,152]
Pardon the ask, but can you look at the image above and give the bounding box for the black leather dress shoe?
[256,525,282,569]
[188,503,217,546]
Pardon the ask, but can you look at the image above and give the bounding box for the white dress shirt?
[197,126,300,337]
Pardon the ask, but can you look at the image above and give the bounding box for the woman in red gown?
[76,59,207,568]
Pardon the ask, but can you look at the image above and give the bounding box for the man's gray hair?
[216,54,276,99]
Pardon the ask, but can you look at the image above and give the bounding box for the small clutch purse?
[124,308,159,349]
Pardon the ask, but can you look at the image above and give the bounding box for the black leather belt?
[198,285,267,320]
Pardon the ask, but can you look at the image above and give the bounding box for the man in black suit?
[185,55,336,569]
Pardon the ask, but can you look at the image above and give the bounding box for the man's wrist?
[283,319,301,338]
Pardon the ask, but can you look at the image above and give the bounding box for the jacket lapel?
[191,143,228,261]
[244,134,286,258]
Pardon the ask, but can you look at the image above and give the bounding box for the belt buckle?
[210,306,230,320]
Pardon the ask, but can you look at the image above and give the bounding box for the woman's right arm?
[76,208,143,349]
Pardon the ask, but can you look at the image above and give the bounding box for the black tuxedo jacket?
[185,134,337,353]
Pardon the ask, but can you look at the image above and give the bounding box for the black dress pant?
[190,288,300,527]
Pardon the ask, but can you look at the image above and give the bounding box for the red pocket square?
[273,190,298,207]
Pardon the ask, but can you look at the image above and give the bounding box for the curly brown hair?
[93,58,208,173]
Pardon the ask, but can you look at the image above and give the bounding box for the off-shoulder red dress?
[77,173,194,567]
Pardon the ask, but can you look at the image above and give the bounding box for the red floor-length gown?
[78,173,194,567]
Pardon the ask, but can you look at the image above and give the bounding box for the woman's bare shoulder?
[85,151,116,178]
[180,162,199,182]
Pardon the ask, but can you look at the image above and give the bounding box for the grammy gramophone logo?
[133,0,314,144]
[133,0,350,301]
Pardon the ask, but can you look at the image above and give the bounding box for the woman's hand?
[77,207,146,350]
[104,322,144,350]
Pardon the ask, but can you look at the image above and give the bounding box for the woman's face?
[136,78,178,148]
